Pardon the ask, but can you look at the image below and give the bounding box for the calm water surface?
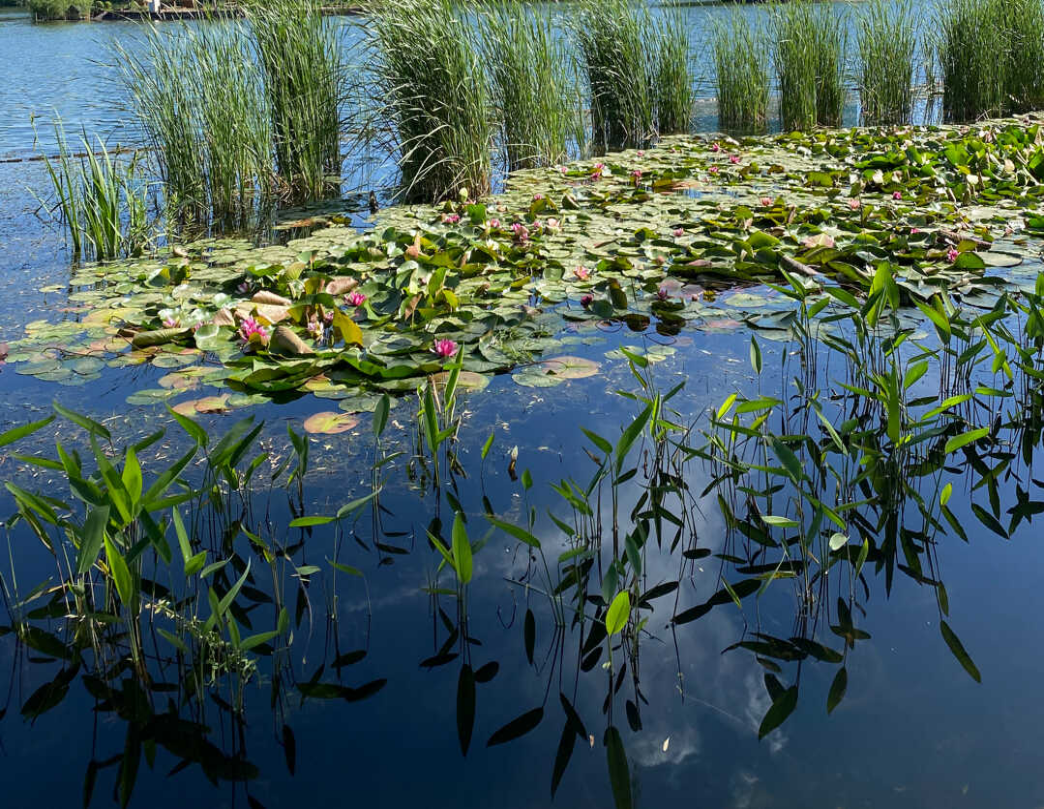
[0,5,1041,808]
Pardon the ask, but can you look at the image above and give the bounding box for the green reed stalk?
[250,0,346,201]
[114,20,273,229]
[809,3,846,128]
[652,9,695,136]
[572,0,655,153]
[712,12,770,134]
[482,1,580,171]
[936,0,1009,122]
[857,0,915,125]
[366,0,493,201]
[771,1,817,131]
[1003,0,1044,113]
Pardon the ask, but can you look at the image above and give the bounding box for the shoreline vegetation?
[20,0,362,22]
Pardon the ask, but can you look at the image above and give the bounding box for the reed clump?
[482,1,581,171]
[652,9,695,136]
[857,0,916,125]
[712,13,770,133]
[115,22,274,229]
[250,0,347,199]
[572,0,655,153]
[771,1,818,131]
[365,0,494,201]
[936,0,1011,122]
[1002,0,1044,113]
[36,120,150,261]
[809,3,846,128]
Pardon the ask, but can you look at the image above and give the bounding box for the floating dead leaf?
[325,277,358,296]
[303,411,360,435]
[251,291,292,307]
[172,395,230,416]
[211,308,235,327]
[271,325,315,356]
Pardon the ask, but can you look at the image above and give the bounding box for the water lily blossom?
[574,265,590,281]
[488,218,500,229]
[238,316,270,347]
[710,142,721,152]
[442,213,460,224]
[580,294,594,308]
[673,228,684,237]
[709,166,719,175]
[433,338,458,358]
[892,191,903,200]
[729,154,740,164]
[346,291,367,307]
[947,247,959,263]
[848,198,861,210]
[162,318,180,329]
[760,197,773,207]
[657,287,669,301]
[545,218,560,231]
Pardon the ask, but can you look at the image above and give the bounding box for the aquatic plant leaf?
[76,505,110,575]
[0,415,55,449]
[758,685,798,739]
[605,726,632,809]
[940,621,982,683]
[606,591,631,635]
[302,412,360,435]
[457,665,476,756]
[486,706,544,746]
[551,723,576,799]
[451,512,472,585]
[827,667,847,714]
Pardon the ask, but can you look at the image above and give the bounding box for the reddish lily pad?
[303,411,360,435]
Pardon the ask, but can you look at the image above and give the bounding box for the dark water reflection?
[0,3,1040,808]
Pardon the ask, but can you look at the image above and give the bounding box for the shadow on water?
[2,274,1044,806]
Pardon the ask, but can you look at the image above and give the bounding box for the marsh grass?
[573,0,654,153]
[1002,0,1044,113]
[809,3,846,128]
[36,120,150,261]
[482,1,581,171]
[857,0,915,125]
[712,13,770,133]
[652,9,695,136]
[115,22,273,229]
[771,1,817,131]
[936,0,1009,122]
[366,0,493,201]
[251,0,347,200]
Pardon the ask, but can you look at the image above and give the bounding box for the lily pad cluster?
[8,118,1044,413]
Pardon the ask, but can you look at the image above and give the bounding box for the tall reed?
[572,0,655,153]
[712,13,769,134]
[771,1,817,131]
[250,0,347,200]
[365,0,493,201]
[1002,0,1044,113]
[809,3,846,127]
[35,120,150,261]
[114,23,273,229]
[652,9,695,136]
[936,0,1008,122]
[482,1,581,171]
[857,0,915,125]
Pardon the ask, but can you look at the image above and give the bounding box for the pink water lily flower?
[710,142,721,152]
[580,294,594,308]
[559,165,568,175]
[307,318,324,340]
[911,227,921,235]
[947,247,960,263]
[760,197,773,207]
[442,213,460,225]
[637,150,645,157]
[729,154,740,164]
[545,218,560,230]
[631,169,642,180]
[848,198,861,210]
[533,193,544,202]
[511,222,530,242]
[892,191,903,200]
[488,218,501,229]
[673,228,684,237]
[346,291,367,307]
[162,318,180,329]
[657,287,669,301]
[574,265,591,280]
[238,316,270,347]
[236,281,251,295]
[433,339,458,358]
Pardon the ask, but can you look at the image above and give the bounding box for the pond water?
[2,4,1044,809]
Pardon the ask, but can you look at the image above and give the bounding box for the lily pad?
[302,411,361,435]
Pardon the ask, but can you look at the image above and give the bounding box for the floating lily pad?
[302,411,361,434]
[173,395,231,416]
